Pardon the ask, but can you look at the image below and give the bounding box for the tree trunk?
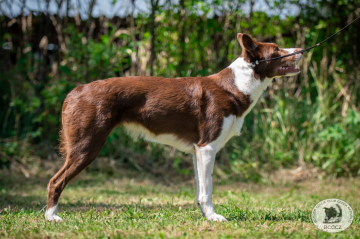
[177,0,186,76]
[130,0,137,75]
[149,0,159,76]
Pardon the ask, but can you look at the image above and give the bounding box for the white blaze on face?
[284,48,296,53]
[282,48,303,61]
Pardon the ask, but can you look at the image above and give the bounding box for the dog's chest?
[209,115,245,152]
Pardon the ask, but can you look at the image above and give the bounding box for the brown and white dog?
[45,33,302,222]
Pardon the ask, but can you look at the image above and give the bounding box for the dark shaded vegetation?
[0,0,360,180]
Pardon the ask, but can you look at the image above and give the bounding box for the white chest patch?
[228,57,273,116]
[123,122,193,152]
[207,115,245,152]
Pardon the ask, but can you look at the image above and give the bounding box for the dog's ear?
[237,33,258,54]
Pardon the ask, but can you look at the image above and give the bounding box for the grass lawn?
[1,170,359,238]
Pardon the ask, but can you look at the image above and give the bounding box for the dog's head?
[237,33,302,79]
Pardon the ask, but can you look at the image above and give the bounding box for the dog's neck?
[209,56,273,117]
[228,56,273,101]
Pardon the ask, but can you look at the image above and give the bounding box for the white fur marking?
[283,48,296,54]
[123,122,193,152]
[194,115,247,222]
[209,115,237,152]
[279,48,303,77]
[228,57,274,116]
[45,204,63,222]
[194,144,226,221]
[235,117,245,135]
[282,48,303,62]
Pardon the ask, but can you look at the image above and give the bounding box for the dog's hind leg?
[45,135,109,221]
[194,144,227,222]
[45,120,114,222]
[45,132,111,221]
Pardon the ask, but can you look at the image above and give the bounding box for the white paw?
[45,204,63,222]
[48,215,63,222]
[45,213,63,222]
[206,213,227,222]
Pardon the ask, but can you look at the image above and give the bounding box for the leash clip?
[251,60,259,68]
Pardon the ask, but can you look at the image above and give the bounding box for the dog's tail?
[58,127,66,159]
[57,101,68,160]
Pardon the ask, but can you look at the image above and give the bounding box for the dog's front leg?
[192,154,204,217]
[194,144,227,222]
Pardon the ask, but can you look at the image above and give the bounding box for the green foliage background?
[0,0,360,179]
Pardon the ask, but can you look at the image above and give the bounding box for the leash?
[253,15,360,66]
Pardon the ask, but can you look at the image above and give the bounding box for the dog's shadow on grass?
[0,193,45,212]
[61,201,198,212]
[57,201,207,221]
[0,171,187,210]
[0,190,310,223]
[59,201,310,223]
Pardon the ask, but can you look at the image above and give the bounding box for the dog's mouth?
[276,61,301,76]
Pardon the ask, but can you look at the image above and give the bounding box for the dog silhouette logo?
[323,204,342,223]
[312,199,353,233]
